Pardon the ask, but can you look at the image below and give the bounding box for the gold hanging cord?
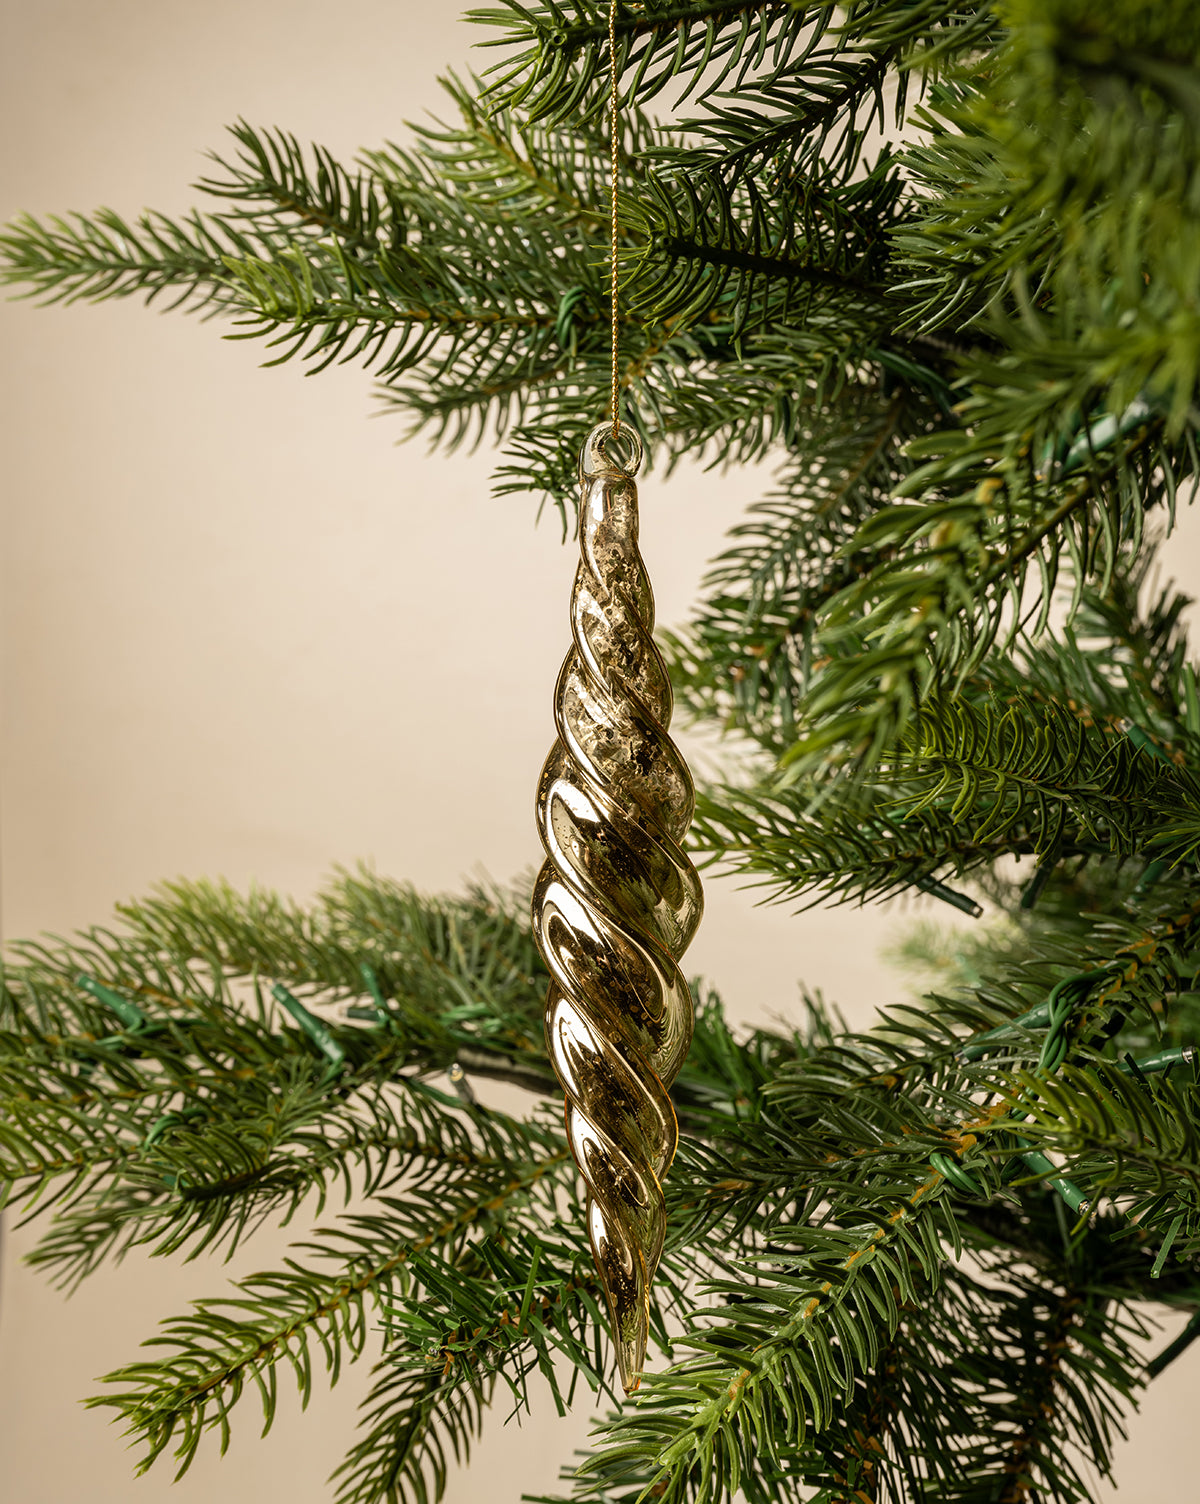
[609,0,621,437]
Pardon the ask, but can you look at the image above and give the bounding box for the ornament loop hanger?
[582,419,643,479]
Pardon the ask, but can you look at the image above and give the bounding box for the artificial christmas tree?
[3,2,1200,1500]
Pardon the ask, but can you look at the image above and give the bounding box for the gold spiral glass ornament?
[533,421,703,1393]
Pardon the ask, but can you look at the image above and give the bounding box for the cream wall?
[0,4,1193,1500]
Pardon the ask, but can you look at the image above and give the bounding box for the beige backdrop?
[0,4,1194,1500]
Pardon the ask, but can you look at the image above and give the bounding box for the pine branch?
[663,45,904,180]
[466,0,985,126]
[466,2,826,123]
[898,693,1200,864]
[6,859,1198,1501]
[0,207,247,313]
[788,1251,1141,1504]
[22,1100,519,1289]
[198,120,392,251]
[667,389,941,749]
[332,1240,617,1504]
[785,413,1194,778]
[396,71,662,226]
[573,1166,956,1504]
[930,1255,1144,1504]
[996,1288,1094,1504]
[1014,1058,1200,1206]
[91,1125,572,1481]
[1,871,799,1277]
[623,156,904,336]
[691,685,1200,914]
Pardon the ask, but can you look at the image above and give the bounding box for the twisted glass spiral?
[533,422,703,1393]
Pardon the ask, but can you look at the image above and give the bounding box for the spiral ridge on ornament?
[533,422,703,1394]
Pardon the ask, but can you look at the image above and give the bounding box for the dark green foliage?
[689,543,1200,914]
[4,1,1200,1501]
[7,867,1200,1502]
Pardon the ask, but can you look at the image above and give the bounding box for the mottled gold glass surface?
[533,421,703,1394]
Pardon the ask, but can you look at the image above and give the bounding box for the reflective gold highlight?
[533,422,702,1393]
